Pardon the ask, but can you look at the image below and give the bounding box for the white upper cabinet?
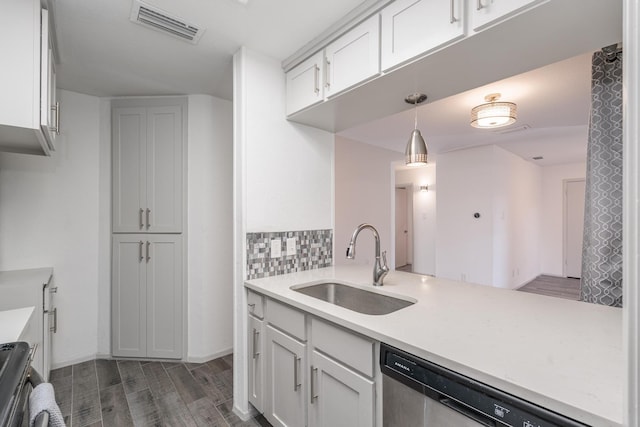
[112,98,185,234]
[286,52,324,116]
[0,0,58,156]
[381,0,465,71]
[469,0,548,31]
[324,14,380,99]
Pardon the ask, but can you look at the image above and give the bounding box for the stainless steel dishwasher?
[380,343,588,427]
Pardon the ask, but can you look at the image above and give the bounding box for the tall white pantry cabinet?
[111,97,186,359]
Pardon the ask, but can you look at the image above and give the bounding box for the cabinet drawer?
[266,298,306,341]
[311,318,374,377]
[247,289,264,319]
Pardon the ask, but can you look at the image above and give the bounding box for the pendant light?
[470,93,517,129]
[404,93,428,166]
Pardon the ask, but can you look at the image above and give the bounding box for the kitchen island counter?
[246,266,622,426]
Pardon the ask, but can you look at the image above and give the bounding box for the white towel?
[28,383,66,427]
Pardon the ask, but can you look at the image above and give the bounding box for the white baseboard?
[233,402,258,421]
[51,353,98,370]
[187,347,233,364]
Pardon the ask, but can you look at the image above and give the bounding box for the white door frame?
[562,178,585,278]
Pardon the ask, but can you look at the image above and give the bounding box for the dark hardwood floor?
[517,275,581,300]
[49,354,271,427]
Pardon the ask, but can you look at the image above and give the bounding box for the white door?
[309,350,374,427]
[564,179,586,278]
[381,0,465,71]
[286,51,324,116]
[146,105,183,233]
[324,14,380,98]
[112,107,147,233]
[146,235,183,359]
[395,188,408,268]
[112,235,147,357]
[266,325,306,427]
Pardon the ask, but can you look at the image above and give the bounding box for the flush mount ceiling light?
[470,93,517,129]
[405,93,428,166]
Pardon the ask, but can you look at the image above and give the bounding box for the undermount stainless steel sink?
[292,282,415,315]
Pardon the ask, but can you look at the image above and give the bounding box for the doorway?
[563,179,586,278]
[395,186,413,271]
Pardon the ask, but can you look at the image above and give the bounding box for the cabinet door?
[146,106,183,233]
[112,107,147,233]
[146,235,183,359]
[469,0,547,31]
[325,14,380,98]
[381,0,465,71]
[249,315,265,412]
[309,350,374,427]
[266,325,306,427]
[112,235,147,357]
[286,51,324,116]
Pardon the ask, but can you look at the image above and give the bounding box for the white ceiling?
[52,0,603,166]
[337,52,594,166]
[52,0,367,99]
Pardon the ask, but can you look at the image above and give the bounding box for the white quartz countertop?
[0,306,35,344]
[245,265,623,426]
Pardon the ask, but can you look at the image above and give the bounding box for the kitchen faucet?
[346,223,389,286]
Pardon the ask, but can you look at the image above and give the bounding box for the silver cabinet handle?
[310,366,318,403]
[314,65,320,94]
[450,0,458,23]
[477,0,483,10]
[324,57,331,89]
[47,307,57,333]
[293,355,301,391]
[139,208,144,229]
[146,241,150,262]
[51,101,60,135]
[49,286,58,294]
[146,208,151,229]
[252,329,260,359]
[139,241,144,262]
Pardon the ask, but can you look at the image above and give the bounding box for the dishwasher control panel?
[381,343,589,427]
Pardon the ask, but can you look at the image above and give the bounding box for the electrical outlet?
[270,239,281,258]
[286,237,297,256]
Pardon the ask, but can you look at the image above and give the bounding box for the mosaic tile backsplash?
[246,229,333,279]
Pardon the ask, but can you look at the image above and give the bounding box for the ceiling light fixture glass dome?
[470,93,517,129]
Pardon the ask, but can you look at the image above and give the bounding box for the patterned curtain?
[580,47,623,307]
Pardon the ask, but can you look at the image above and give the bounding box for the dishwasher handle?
[439,397,496,427]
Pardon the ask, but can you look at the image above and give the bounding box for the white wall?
[187,94,234,361]
[436,145,542,288]
[540,162,586,275]
[436,146,496,285]
[244,52,334,232]
[0,90,101,366]
[233,47,335,418]
[335,136,402,267]
[396,164,437,275]
[491,147,542,288]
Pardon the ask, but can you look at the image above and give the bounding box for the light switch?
[286,237,297,256]
[270,239,281,258]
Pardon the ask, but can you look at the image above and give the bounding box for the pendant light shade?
[470,93,517,129]
[406,129,428,165]
[405,93,428,166]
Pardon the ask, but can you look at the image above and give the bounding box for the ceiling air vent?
[130,0,205,44]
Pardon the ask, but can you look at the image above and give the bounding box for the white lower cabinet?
[251,293,378,427]
[266,325,307,427]
[112,234,183,359]
[309,350,375,427]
